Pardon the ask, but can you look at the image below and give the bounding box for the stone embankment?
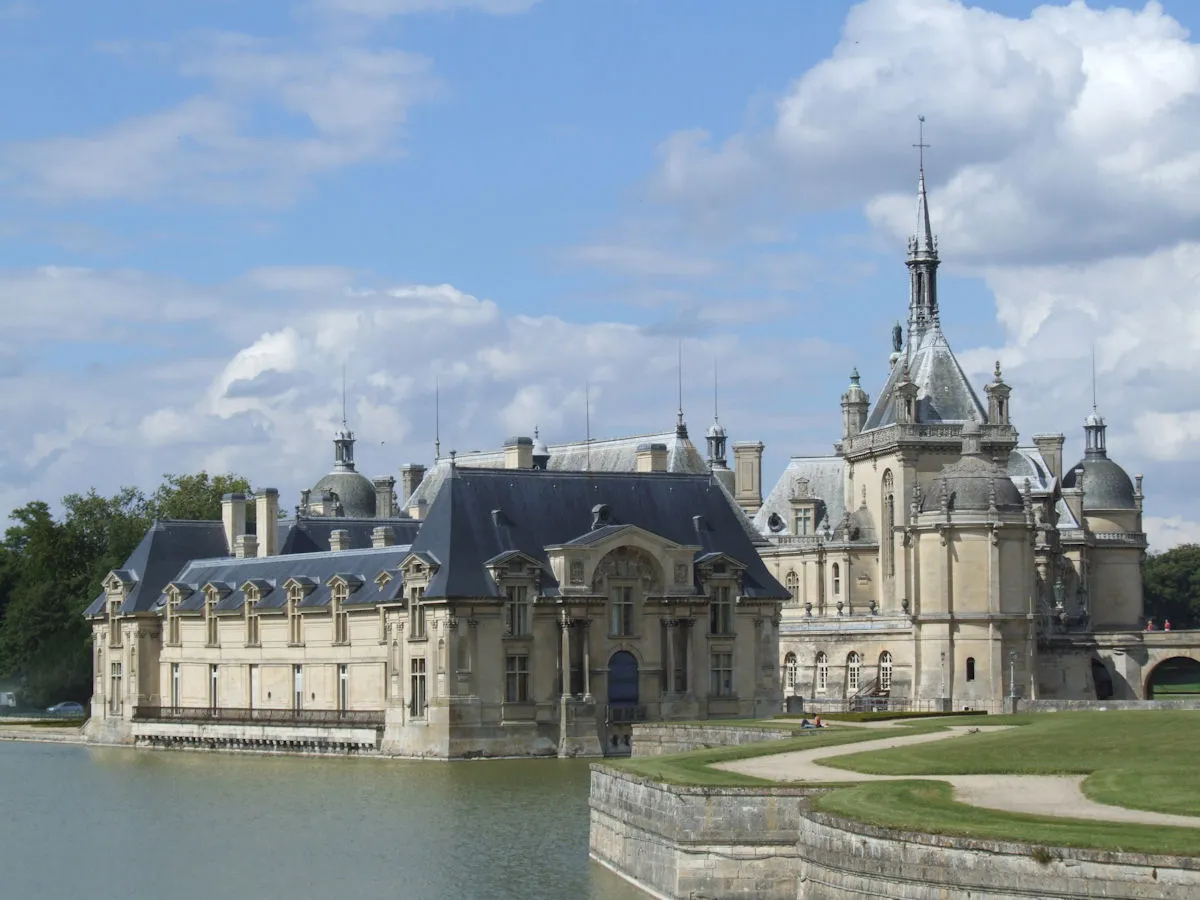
[629,723,796,758]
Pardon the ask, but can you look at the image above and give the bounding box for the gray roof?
[402,430,708,511]
[1062,452,1137,511]
[279,516,420,554]
[84,520,228,617]
[864,327,987,430]
[409,467,787,601]
[754,456,847,538]
[167,546,411,614]
[312,470,377,518]
[922,455,1024,513]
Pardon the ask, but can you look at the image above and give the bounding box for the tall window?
[288,587,304,645]
[245,598,260,646]
[332,583,350,645]
[966,657,976,682]
[832,563,841,597]
[337,664,349,712]
[505,654,530,702]
[784,652,798,692]
[108,598,122,648]
[248,664,258,711]
[505,585,530,636]
[409,658,427,716]
[815,652,828,693]
[882,470,895,577]
[209,664,219,711]
[167,595,181,645]
[205,596,219,648]
[847,652,862,692]
[710,651,734,697]
[170,663,180,709]
[794,508,813,536]
[293,664,304,712]
[784,570,799,603]
[610,586,634,636]
[879,651,893,692]
[710,585,734,636]
[409,586,426,639]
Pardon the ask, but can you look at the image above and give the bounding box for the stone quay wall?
[1018,698,1200,712]
[588,764,817,900]
[629,723,795,758]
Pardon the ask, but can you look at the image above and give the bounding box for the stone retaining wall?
[629,723,795,757]
[132,720,381,754]
[1019,699,1200,712]
[588,764,817,899]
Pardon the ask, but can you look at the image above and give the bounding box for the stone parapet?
[630,723,795,758]
[131,720,380,753]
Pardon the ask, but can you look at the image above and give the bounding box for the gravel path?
[715,725,1200,829]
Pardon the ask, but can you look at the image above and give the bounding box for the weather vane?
[913,114,930,170]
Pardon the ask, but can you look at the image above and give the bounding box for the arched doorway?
[1146,656,1200,699]
[1091,658,1114,701]
[605,651,640,757]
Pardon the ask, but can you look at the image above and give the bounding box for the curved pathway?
[714,724,1200,829]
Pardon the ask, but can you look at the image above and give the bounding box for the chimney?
[374,476,397,519]
[255,488,279,558]
[733,442,764,514]
[635,442,668,473]
[330,529,351,552]
[503,436,534,469]
[1032,434,1065,484]
[234,534,258,559]
[400,464,425,505]
[221,492,247,556]
[1063,466,1085,525]
[372,526,396,549]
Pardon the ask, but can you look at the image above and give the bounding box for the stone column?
[560,612,572,698]
[581,619,592,701]
[663,619,676,695]
[446,615,459,698]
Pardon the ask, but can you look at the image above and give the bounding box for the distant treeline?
[0,472,249,707]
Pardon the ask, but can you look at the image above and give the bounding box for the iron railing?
[132,706,385,727]
[606,705,648,724]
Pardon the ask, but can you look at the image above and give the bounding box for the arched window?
[784,570,799,603]
[882,470,895,577]
[815,652,828,693]
[879,651,893,693]
[847,652,862,692]
[832,563,841,597]
[784,652,798,692]
[966,657,976,682]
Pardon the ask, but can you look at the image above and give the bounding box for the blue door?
[608,651,639,705]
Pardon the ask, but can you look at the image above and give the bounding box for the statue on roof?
[892,321,903,353]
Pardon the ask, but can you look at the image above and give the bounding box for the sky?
[1,0,1198,550]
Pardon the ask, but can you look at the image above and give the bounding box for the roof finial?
[341,363,348,431]
[585,380,592,472]
[912,115,934,254]
[1091,343,1098,412]
[434,377,441,461]
[713,359,719,423]
[675,340,688,438]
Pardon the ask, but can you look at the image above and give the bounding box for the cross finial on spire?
[913,114,930,172]
[341,363,348,431]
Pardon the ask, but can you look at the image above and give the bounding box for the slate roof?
[864,327,987,430]
[402,429,708,511]
[84,520,228,617]
[1062,454,1137,511]
[278,516,420,554]
[166,546,411,614]
[754,456,847,538]
[410,467,787,601]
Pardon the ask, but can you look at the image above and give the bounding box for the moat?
[0,742,643,900]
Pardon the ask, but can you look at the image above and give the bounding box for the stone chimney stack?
[372,526,396,549]
[1032,433,1065,484]
[221,492,247,557]
[400,464,425,506]
[733,442,764,514]
[234,534,258,559]
[374,476,397,519]
[504,436,534,469]
[635,442,668,473]
[330,529,351,552]
[255,488,279,558]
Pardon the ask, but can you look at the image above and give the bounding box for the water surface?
[0,743,645,900]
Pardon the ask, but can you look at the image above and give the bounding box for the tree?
[1144,544,1200,629]
[151,471,252,521]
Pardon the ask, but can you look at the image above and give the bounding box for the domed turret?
[532,426,550,471]
[310,429,376,518]
[841,368,870,439]
[921,416,1022,513]
[1061,408,1137,510]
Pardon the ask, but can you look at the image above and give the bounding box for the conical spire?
[906,115,940,338]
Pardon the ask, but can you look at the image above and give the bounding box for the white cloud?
[1145,516,1200,552]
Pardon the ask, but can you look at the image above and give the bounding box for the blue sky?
[2,0,1199,548]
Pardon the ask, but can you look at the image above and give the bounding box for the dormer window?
[205,590,219,648]
[710,585,735,636]
[332,582,350,645]
[409,586,426,639]
[108,597,123,648]
[794,507,814,536]
[504,584,530,637]
[288,585,304,646]
[167,594,181,645]
[246,596,260,647]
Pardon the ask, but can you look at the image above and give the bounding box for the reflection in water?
[0,743,644,900]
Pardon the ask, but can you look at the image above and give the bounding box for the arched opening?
[784,570,799,603]
[1091,658,1114,701]
[966,657,976,682]
[1145,656,1200,699]
[784,652,798,694]
[815,652,828,693]
[832,563,841,596]
[847,652,862,693]
[607,651,640,706]
[879,651,893,693]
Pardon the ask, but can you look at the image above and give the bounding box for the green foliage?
[1143,543,1200,628]
[0,471,250,707]
[151,472,252,522]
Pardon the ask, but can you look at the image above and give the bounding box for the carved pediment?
[591,545,661,593]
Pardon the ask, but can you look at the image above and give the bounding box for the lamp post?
[1008,649,1018,711]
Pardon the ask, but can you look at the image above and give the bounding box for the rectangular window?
[338,664,349,712]
[410,587,426,639]
[709,585,734,636]
[794,508,813,536]
[246,601,260,646]
[504,584,530,636]
[409,658,427,717]
[292,664,303,712]
[710,652,734,698]
[288,592,303,645]
[170,663,180,709]
[610,586,634,636]
[248,664,258,711]
[108,600,122,648]
[334,606,349,645]
[206,601,219,648]
[505,654,530,703]
[209,664,219,711]
[168,598,180,645]
[109,662,122,715]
